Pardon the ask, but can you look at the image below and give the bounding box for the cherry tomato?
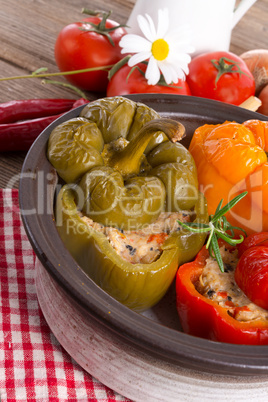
[107,62,192,96]
[235,232,268,309]
[186,51,255,105]
[54,14,127,92]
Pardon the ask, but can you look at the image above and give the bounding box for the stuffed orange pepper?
[189,119,268,235]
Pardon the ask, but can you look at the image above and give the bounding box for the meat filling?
[196,246,268,322]
[81,211,190,264]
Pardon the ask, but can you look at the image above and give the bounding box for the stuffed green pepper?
[48,96,208,312]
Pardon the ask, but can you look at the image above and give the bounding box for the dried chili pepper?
[0,98,88,152]
[0,98,77,124]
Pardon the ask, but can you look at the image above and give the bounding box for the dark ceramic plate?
[19,94,268,376]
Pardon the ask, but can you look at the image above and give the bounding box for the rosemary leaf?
[211,192,247,223]
[177,191,248,272]
[210,233,225,272]
[216,230,244,245]
[177,221,211,233]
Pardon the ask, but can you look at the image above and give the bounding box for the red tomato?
[235,232,268,309]
[186,51,255,105]
[107,63,192,96]
[54,16,127,92]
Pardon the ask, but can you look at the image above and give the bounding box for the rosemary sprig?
[0,65,114,82]
[41,79,88,99]
[178,191,248,272]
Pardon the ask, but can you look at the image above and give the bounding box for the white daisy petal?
[170,66,182,82]
[119,8,194,86]
[169,39,195,51]
[128,51,152,66]
[167,55,191,74]
[174,53,192,63]
[158,63,173,84]
[137,14,156,42]
[173,44,195,55]
[165,27,195,54]
[170,52,192,64]
[119,35,151,53]
[173,66,185,80]
[145,13,157,39]
[156,8,169,38]
[159,61,185,83]
[145,57,161,85]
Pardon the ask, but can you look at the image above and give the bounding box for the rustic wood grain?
[0,0,267,188]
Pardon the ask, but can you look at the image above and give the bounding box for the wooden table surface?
[0,0,267,188]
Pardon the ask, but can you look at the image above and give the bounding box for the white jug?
[126,0,258,55]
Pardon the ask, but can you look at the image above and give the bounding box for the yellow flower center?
[151,39,169,61]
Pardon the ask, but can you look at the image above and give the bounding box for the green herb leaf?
[32,67,48,76]
[210,233,224,272]
[177,221,211,233]
[41,79,88,99]
[211,191,247,223]
[177,191,248,272]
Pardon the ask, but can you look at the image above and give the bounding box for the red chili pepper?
[0,98,88,152]
[0,98,77,124]
[176,241,268,345]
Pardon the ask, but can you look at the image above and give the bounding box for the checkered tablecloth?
[0,189,130,402]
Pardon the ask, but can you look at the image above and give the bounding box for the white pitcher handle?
[232,0,258,28]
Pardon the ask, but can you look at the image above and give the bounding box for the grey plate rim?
[19,94,268,376]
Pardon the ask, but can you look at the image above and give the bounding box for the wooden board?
[0,0,267,188]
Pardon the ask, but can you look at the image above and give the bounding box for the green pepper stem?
[108,118,185,177]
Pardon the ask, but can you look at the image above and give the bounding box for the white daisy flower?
[119,8,195,86]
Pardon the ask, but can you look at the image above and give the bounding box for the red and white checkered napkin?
[0,189,130,402]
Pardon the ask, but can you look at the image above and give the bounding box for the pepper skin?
[48,96,199,230]
[189,119,268,235]
[235,232,268,310]
[49,96,208,311]
[55,185,208,312]
[48,96,161,183]
[176,242,268,345]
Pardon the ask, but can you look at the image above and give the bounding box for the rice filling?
[81,211,190,264]
[196,246,268,322]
